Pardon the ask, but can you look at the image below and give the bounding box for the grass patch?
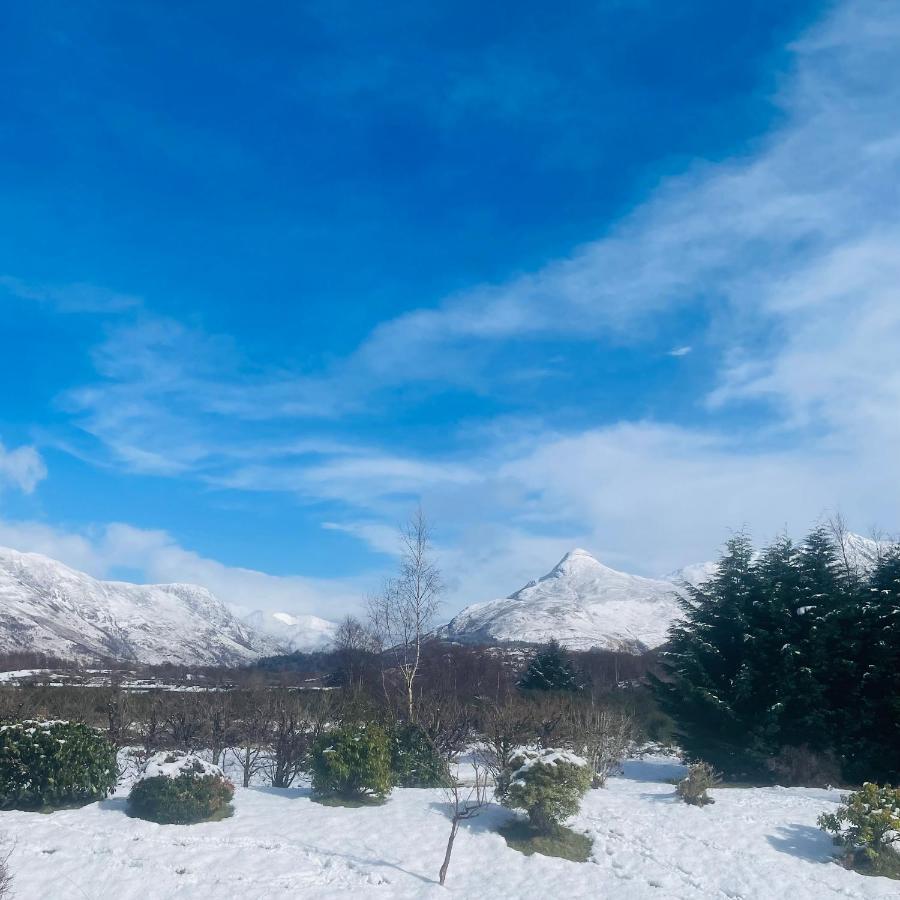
[837,849,900,880]
[498,820,593,862]
[311,794,387,808]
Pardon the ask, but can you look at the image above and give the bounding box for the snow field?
[1,755,897,899]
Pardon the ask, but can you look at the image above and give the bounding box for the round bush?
[311,722,392,800]
[498,747,592,833]
[818,782,900,878]
[0,720,117,810]
[390,724,449,788]
[128,752,234,824]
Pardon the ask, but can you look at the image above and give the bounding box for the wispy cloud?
[0,275,141,313]
[0,439,46,493]
[667,346,692,357]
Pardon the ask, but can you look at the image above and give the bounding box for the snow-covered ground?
[2,754,895,899]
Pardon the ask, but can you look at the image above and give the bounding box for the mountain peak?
[556,547,597,566]
[550,547,624,578]
[446,546,683,652]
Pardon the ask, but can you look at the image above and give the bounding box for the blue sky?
[2,0,899,620]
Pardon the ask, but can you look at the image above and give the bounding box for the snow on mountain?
[439,548,684,653]
[243,609,338,653]
[662,533,892,588]
[839,531,893,573]
[0,546,283,666]
[661,560,719,588]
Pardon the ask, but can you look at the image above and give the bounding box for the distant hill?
[242,609,338,653]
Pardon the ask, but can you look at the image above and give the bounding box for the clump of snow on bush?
[128,752,234,825]
[507,748,588,784]
[136,751,226,784]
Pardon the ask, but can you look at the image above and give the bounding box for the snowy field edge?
[1,754,895,899]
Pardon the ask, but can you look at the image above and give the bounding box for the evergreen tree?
[518,639,583,692]
[735,535,799,758]
[652,535,767,777]
[848,547,900,783]
[783,527,848,749]
[654,524,900,784]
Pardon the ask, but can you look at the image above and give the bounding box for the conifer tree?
[782,527,846,749]
[518,639,583,692]
[848,547,900,783]
[735,535,799,757]
[652,534,767,777]
[655,524,900,783]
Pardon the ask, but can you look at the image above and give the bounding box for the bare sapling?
[439,762,489,886]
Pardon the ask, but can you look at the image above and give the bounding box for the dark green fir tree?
[518,639,583,692]
[847,546,900,783]
[652,534,768,778]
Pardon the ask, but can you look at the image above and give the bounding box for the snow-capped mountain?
[0,546,283,666]
[439,548,684,653]
[243,610,338,653]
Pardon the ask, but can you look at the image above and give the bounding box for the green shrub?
[128,752,234,824]
[818,783,900,879]
[310,722,392,800]
[390,723,449,788]
[676,762,719,806]
[498,748,591,834]
[0,720,117,810]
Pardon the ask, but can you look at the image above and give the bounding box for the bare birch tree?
[368,508,442,721]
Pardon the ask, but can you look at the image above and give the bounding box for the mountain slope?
[243,610,338,653]
[439,548,683,653]
[0,546,282,665]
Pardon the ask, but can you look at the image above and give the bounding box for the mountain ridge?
[0,533,890,665]
[0,546,282,666]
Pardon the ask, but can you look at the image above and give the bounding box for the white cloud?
[667,346,692,358]
[0,440,46,493]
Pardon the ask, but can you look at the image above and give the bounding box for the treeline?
[0,645,664,795]
[654,525,900,784]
